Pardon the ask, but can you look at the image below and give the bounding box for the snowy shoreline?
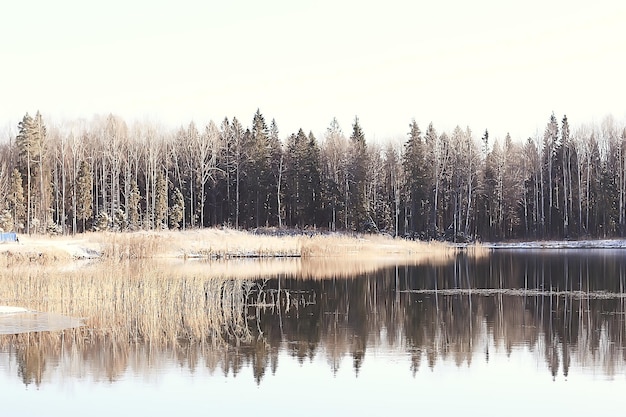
[480,239,626,249]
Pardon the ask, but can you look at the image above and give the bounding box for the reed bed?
[93,229,303,259]
[0,246,71,267]
[1,228,468,263]
[94,229,461,260]
[0,263,253,346]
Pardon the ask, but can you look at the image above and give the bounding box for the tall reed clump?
[95,232,169,259]
[0,262,253,346]
[299,234,458,258]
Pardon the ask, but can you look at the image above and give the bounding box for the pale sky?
[2,0,626,142]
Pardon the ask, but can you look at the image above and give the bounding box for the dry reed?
[0,263,253,346]
[1,228,467,262]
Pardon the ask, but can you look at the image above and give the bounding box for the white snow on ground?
[0,235,102,259]
[0,306,29,314]
[483,239,626,249]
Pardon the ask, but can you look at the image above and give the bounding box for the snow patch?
[484,240,626,249]
[0,306,29,314]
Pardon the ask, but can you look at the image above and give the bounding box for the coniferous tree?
[348,117,368,231]
[543,113,560,235]
[31,111,52,233]
[403,120,428,236]
[154,171,168,229]
[268,119,284,227]
[619,129,626,235]
[321,118,348,231]
[383,142,402,236]
[76,161,93,232]
[305,131,322,227]
[226,117,246,229]
[127,180,141,230]
[425,124,450,238]
[285,129,308,227]
[8,168,26,232]
[560,115,575,236]
[15,113,35,233]
[170,187,184,229]
[245,110,271,228]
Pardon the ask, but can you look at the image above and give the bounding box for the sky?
[1,0,626,143]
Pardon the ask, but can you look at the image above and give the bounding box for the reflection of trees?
[249,251,626,380]
[3,251,626,385]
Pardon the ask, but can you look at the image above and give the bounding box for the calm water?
[2,250,626,416]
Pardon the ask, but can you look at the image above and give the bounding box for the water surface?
[1,250,625,416]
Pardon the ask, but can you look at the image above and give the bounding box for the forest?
[0,110,625,241]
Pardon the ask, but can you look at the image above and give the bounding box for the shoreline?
[0,228,460,265]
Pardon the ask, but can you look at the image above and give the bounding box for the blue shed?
[0,232,18,242]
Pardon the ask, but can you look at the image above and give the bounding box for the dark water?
[2,250,626,416]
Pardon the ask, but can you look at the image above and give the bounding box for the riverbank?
[0,228,466,265]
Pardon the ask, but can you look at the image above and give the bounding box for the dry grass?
[0,228,468,263]
[0,263,253,346]
[0,242,461,346]
[94,229,461,260]
[0,248,71,267]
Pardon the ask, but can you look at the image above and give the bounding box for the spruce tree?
[170,188,185,229]
[305,131,322,227]
[249,109,271,227]
[285,129,308,226]
[127,180,141,230]
[154,171,168,229]
[403,120,427,235]
[268,119,284,227]
[8,168,26,232]
[348,117,368,230]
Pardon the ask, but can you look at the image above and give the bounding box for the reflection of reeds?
[163,252,457,281]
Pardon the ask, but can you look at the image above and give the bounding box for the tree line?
[0,110,625,240]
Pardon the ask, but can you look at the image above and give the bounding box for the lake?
[1,249,626,416]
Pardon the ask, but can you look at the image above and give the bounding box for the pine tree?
[14,112,51,234]
[31,111,51,232]
[15,113,35,233]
